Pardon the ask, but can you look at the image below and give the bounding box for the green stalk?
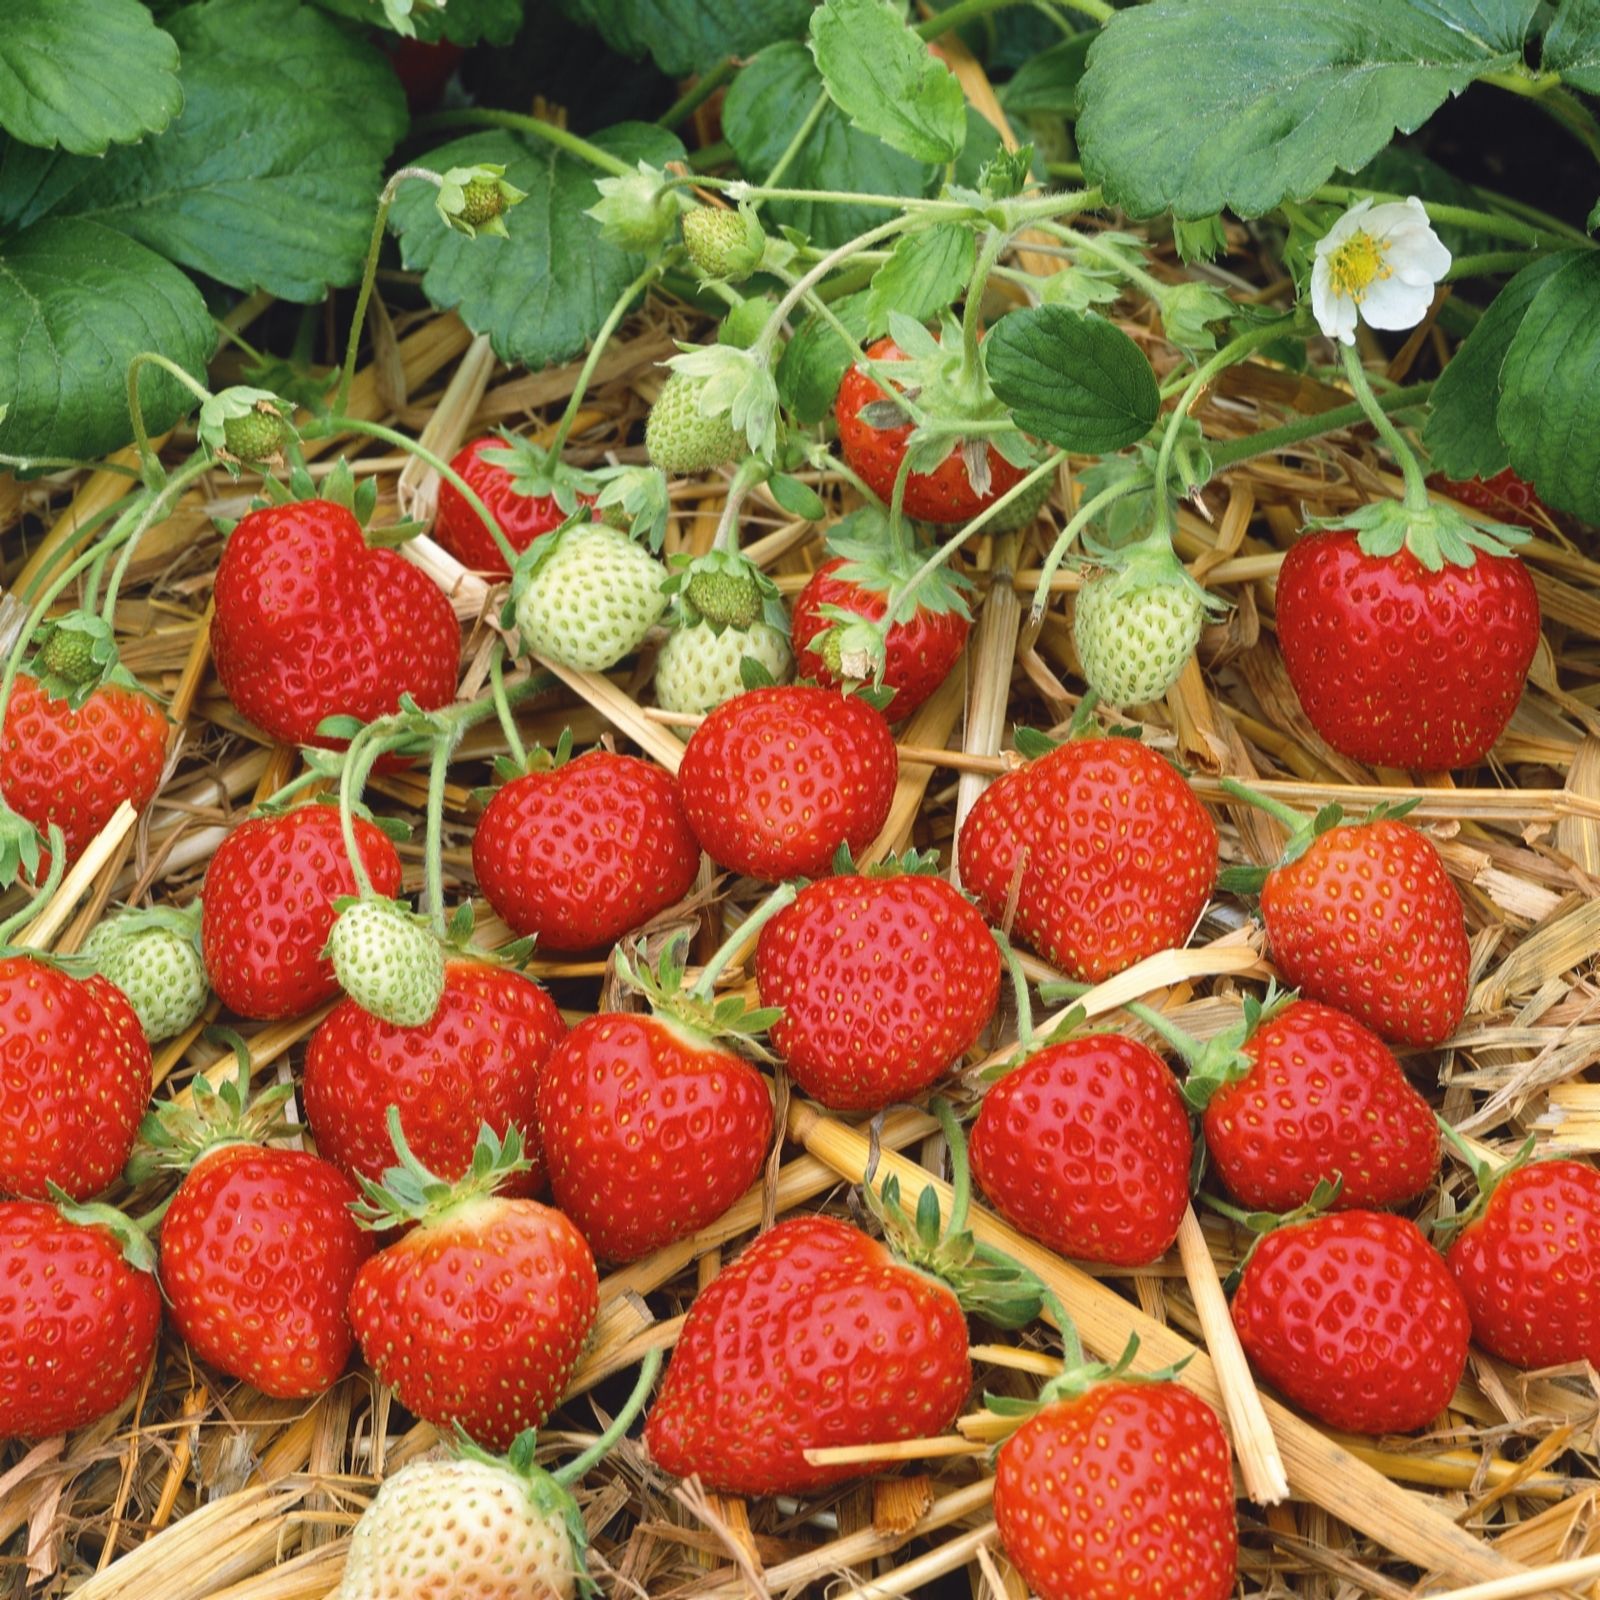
[958,225,1012,403]
[0,455,142,479]
[1044,222,1167,300]
[931,1099,973,1235]
[656,59,735,130]
[688,884,798,1002]
[488,642,528,768]
[1218,774,1304,832]
[422,730,452,935]
[759,88,828,197]
[1446,250,1550,280]
[338,724,396,901]
[126,352,215,486]
[1339,344,1430,512]
[0,829,65,943]
[19,492,143,603]
[711,458,769,554]
[1205,381,1434,473]
[1029,473,1142,621]
[917,0,1114,32]
[551,1347,664,1487]
[98,456,217,627]
[412,109,636,179]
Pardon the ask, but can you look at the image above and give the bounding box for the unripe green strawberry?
[646,373,742,475]
[82,908,209,1043]
[459,177,505,229]
[686,565,762,630]
[223,408,291,465]
[325,899,445,1029]
[683,205,766,281]
[655,620,792,715]
[512,523,668,672]
[36,631,96,687]
[984,470,1054,533]
[1073,538,1211,706]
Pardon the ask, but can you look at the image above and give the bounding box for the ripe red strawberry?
[644,1216,975,1494]
[472,740,700,952]
[1426,467,1550,532]
[836,334,1026,523]
[1443,1144,1600,1370]
[211,498,460,753]
[755,853,1000,1111]
[1230,1208,1469,1434]
[1277,527,1540,771]
[348,1122,599,1450]
[994,1380,1237,1600]
[971,1031,1192,1267]
[435,434,595,578]
[0,1197,163,1440]
[305,958,566,1200]
[0,956,152,1201]
[958,732,1217,983]
[200,805,402,1021]
[1184,995,1438,1213]
[791,552,969,719]
[678,685,898,880]
[1224,788,1470,1048]
[2,672,167,866]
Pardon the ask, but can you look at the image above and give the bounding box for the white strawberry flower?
[1310,197,1451,346]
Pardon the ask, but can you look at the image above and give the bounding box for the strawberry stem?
[931,1098,973,1236]
[488,641,528,767]
[1028,470,1139,624]
[1338,342,1432,513]
[550,1345,663,1487]
[688,883,799,1001]
[96,456,217,630]
[422,730,453,936]
[338,723,400,901]
[124,351,215,488]
[1218,774,1305,832]
[0,825,66,944]
[995,930,1035,1053]
[956,225,1011,406]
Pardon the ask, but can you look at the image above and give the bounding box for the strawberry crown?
[863,1099,1046,1329]
[1073,528,1228,619]
[984,1324,1191,1435]
[830,841,945,881]
[48,1184,158,1276]
[477,427,598,510]
[1303,493,1530,573]
[1010,692,1149,762]
[1204,1175,1343,1291]
[817,510,973,623]
[25,612,153,709]
[661,549,787,636]
[351,1110,532,1232]
[1216,778,1421,894]
[247,459,425,549]
[127,1032,292,1182]
[479,725,576,794]
[611,883,797,1058]
[1430,1119,1539,1249]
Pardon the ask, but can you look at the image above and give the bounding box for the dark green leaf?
[561,0,810,75]
[998,34,1093,115]
[1543,0,1600,92]
[0,0,181,156]
[390,123,683,368]
[1077,0,1532,218]
[0,218,213,461]
[54,0,407,301]
[808,0,967,165]
[0,140,98,233]
[1423,251,1574,478]
[725,41,929,248]
[768,473,828,519]
[1498,250,1600,518]
[864,224,975,332]
[986,305,1159,454]
[776,290,873,424]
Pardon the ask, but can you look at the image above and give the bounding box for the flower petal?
[1315,198,1372,257]
[1359,275,1436,331]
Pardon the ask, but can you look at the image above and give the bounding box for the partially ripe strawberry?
[512,522,667,672]
[646,372,742,475]
[325,898,445,1029]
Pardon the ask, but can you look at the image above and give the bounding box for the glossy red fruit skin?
[994,1382,1238,1600]
[211,499,460,753]
[472,752,700,951]
[1425,467,1550,533]
[791,558,969,719]
[1277,530,1540,772]
[347,1198,598,1451]
[0,958,152,1201]
[435,436,595,579]
[161,1146,374,1399]
[537,1014,772,1262]
[971,1034,1191,1267]
[958,738,1218,983]
[644,1215,971,1495]
[756,873,999,1112]
[1259,819,1468,1049]
[1204,1000,1439,1212]
[2,675,168,864]
[0,1201,162,1440]
[836,337,1025,524]
[1231,1210,1470,1435]
[200,806,402,1021]
[678,686,898,880]
[304,959,565,1200]
[1445,1159,1600,1369]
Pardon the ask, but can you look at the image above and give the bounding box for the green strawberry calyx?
[1304,494,1530,573]
[477,429,600,512]
[662,344,780,463]
[324,896,448,1030]
[1430,1119,1539,1248]
[662,550,784,635]
[586,160,686,253]
[1216,778,1422,894]
[0,821,65,927]
[1204,1175,1343,1291]
[26,612,152,709]
[1077,531,1226,624]
[126,1034,293,1183]
[46,1184,159,1275]
[613,883,797,1058]
[864,1099,1046,1330]
[587,464,671,551]
[197,386,294,474]
[436,164,527,241]
[480,725,577,794]
[352,1112,533,1232]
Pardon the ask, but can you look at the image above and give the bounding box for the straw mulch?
[5,58,1600,1600]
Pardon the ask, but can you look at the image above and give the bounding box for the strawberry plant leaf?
[1497,250,1600,520]
[776,290,873,423]
[1423,251,1573,479]
[317,0,526,44]
[1077,0,1533,218]
[808,0,967,166]
[986,305,1159,455]
[0,218,212,462]
[864,224,976,334]
[52,0,407,301]
[561,0,811,74]
[1543,0,1600,93]
[390,124,684,368]
[999,33,1093,116]
[0,0,181,157]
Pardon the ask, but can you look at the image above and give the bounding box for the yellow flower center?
[1327,229,1391,302]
